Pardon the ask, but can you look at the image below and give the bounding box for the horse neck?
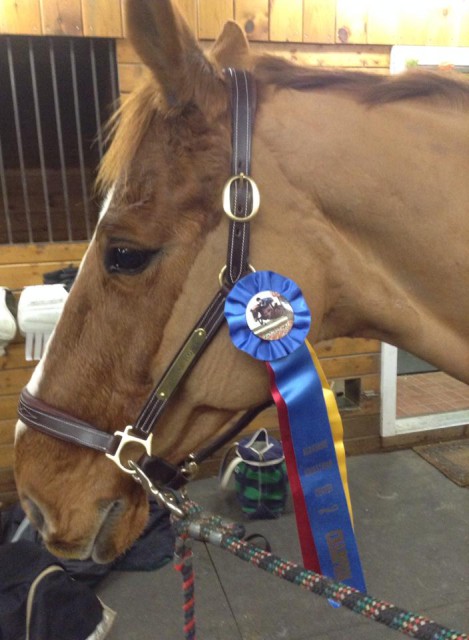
[251,86,469,382]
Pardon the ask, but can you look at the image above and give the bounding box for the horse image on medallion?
[247,290,294,341]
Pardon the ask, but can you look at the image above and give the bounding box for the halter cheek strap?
[17,69,262,489]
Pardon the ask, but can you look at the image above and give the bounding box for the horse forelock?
[96,77,162,195]
[252,55,469,108]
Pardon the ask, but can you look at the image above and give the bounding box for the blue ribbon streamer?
[270,344,366,591]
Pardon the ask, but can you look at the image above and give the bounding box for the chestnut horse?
[15,0,469,564]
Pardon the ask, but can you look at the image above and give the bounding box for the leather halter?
[18,69,268,489]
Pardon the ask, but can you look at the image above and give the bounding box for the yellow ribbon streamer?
[306,340,354,524]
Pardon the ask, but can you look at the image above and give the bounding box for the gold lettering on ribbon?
[319,504,339,516]
[302,439,328,457]
[325,530,352,582]
[315,483,333,498]
[304,459,333,476]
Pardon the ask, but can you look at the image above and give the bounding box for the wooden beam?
[249,41,390,69]
[335,0,368,44]
[321,354,380,379]
[0,0,42,35]
[1,343,36,372]
[270,0,303,42]
[81,0,123,37]
[0,420,15,446]
[197,0,233,40]
[0,368,32,395]
[0,260,84,290]
[176,0,198,34]
[118,62,147,93]
[235,0,269,41]
[316,338,380,358]
[303,0,336,44]
[0,243,88,266]
[40,0,83,36]
[116,38,140,64]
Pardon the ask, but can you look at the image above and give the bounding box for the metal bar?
[29,37,53,242]
[49,38,72,241]
[7,36,33,243]
[108,39,119,106]
[89,39,104,161]
[70,39,91,239]
[0,133,13,244]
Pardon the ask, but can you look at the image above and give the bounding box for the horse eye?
[105,247,155,275]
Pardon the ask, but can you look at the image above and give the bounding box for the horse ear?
[209,21,251,70]
[125,0,224,114]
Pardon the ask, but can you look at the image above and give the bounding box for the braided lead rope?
[174,535,196,640]
[172,500,468,640]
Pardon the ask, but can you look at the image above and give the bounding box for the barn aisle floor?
[97,449,469,640]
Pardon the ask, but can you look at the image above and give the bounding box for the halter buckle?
[222,173,260,222]
[106,425,153,475]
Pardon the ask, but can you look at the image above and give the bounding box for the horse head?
[15,0,322,563]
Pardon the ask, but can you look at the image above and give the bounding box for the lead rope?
[167,497,468,640]
[174,535,196,640]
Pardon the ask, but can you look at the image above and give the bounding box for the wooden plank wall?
[0,243,87,507]
[1,0,469,47]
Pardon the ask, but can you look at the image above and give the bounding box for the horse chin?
[39,492,150,564]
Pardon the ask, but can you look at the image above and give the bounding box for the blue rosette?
[224,271,311,361]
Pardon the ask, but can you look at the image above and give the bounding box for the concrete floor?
[97,450,469,640]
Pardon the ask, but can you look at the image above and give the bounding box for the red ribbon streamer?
[266,362,321,572]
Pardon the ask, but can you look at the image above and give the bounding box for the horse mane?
[253,55,469,107]
[97,52,469,195]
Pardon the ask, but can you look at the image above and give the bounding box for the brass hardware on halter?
[222,173,260,222]
[128,460,185,518]
[180,453,199,480]
[218,263,256,288]
[106,425,153,474]
[156,328,207,400]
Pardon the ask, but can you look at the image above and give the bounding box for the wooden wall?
[3,1,466,96]
[1,0,469,46]
[0,243,87,507]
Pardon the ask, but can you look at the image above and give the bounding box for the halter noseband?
[18,69,267,489]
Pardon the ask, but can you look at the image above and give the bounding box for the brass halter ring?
[218,263,256,287]
[222,173,260,222]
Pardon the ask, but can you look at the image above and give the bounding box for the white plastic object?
[0,287,17,356]
[17,285,69,361]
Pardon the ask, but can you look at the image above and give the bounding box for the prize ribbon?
[225,271,366,592]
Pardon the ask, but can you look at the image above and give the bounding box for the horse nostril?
[22,497,46,533]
